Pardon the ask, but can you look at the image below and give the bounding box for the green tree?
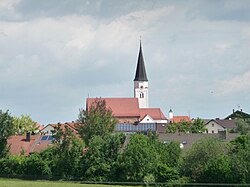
[190,118,206,133]
[230,134,250,153]
[116,134,181,182]
[0,155,25,175]
[236,118,250,135]
[52,124,84,179]
[77,98,117,145]
[166,121,191,134]
[13,114,37,135]
[231,147,250,183]
[23,153,52,178]
[81,133,125,181]
[117,134,159,181]
[0,110,14,158]
[166,118,206,134]
[155,164,179,182]
[180,137,227,182]
[229,134,250,183]
[200,155,233,183]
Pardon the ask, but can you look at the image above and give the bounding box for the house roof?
[206,119,236,129]
[36,123,44,131]
[7,134,52,156]
[134,41,148,81]
[171,116,191,123]
[140,108,167,120]
[7,135,36,155]
[86,98,140,117]
[225,110,250,120]
[40,122,78,134]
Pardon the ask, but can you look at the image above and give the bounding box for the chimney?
[26,132,31,142]
[233,109,235,113]
[241,109,242,112]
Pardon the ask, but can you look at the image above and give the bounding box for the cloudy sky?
[1,0,250,124]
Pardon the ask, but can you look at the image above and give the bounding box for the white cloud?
[216,71,250,95]
[215,42,232,54]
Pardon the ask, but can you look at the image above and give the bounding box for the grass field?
[0,178,140,187]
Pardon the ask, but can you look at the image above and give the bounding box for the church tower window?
[140,92,144,98]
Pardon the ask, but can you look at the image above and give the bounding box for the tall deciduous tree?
[13,114,37,135]
[51,124,84,179]
[0,110,15,158]
[77,98,117,145]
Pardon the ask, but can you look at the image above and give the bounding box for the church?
[86,41,168,133]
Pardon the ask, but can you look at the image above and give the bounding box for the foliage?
[229,134,250,183]
[180,137,227,182]
[80,133,125,181]
[155,164,179,182]
[51,124,84,179]
[143,174,155,185]
[0,110,14,158]
[166,118,206,134]
[230,147,250,183]
[230,134,250,153]
[0,110,14,139]
[13,114,37,135]
[77,98,117,145]
[23,154,52,177]
[166,120,191,134]
[116,134,181,182]
[200,155,233,183]
[236,118,250,135]
[191,118,206,133]
[0,156,25,175]
[117,134,159,181]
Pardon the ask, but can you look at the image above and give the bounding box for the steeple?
[134,41,148,81]
[134,41,149,108]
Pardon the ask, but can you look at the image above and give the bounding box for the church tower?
[134,41,149,108]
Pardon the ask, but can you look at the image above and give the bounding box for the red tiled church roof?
[87,98,140,117]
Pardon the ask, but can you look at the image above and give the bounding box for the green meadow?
[0,179,139,187]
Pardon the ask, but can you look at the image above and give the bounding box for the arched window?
[140,92,144,98]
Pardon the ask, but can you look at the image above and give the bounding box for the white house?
[205,119,236,133]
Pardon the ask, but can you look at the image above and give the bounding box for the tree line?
[0,100,250,184]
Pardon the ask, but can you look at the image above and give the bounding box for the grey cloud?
[13,0,166,21]
[187,0,250,21]
[1,1,250,124]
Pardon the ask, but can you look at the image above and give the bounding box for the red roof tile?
[140,108,167,120]
[172,116,191,123]
[8,134,57,155]
[7,135,39,156]
[36,123,44,131]
[87,98,140,117]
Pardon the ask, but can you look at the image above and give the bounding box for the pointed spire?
[134,41,148,81]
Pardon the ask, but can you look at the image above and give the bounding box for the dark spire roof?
[134,41,148,81]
